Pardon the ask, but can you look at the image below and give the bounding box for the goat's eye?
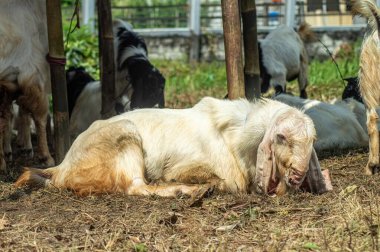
[276,133,287,144]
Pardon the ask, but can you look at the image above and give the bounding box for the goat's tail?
[297,22,316,43]
[14,167,58,189]
[351,0,380,37]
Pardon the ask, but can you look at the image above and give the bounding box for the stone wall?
[141,29,365,62]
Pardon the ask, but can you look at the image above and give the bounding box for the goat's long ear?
[300,148,333,194]
[255,126,276,195]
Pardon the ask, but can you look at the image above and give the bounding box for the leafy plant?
[63,23,99,79]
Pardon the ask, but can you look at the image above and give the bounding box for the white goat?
[15,97,332,197]
[351,0,380,175]
[0,0,54,172]
[259,23,313,98]
[274,94,369,151]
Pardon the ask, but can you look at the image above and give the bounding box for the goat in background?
[69,20,165,140]
[351,0,380,175]
[0,0,54,173]
[274,94,369,152]
[259,22,315,98]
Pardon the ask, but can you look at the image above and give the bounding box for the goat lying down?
[274,94,369,151]
[351,0,380,175]
[15,97,332,197]
[259,23,313,98]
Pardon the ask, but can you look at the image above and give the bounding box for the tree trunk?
[241,0,261,99]
[97,0,116,119]
[221,0,245,99]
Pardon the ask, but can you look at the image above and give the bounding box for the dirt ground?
[1,147,380,251]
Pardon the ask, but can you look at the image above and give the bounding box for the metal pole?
[285,0,296,27]
[221,0,245,99]
[97,0,116,119]
[46,0,70,163]
[189,0,201,62]
[82,0,95,33]
[241,0,260,100]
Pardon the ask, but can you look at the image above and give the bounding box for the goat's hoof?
[365,163,380,175]
[39,156,55,167]
[0,159,6,173]
[18,149,34,158]
[4,152,12,162]
[300,90,308,99]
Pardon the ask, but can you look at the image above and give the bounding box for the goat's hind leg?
[113,125,203,197]
[17,85,54,167]
[365,108,380,175]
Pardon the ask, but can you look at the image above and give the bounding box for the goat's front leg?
[298,47,309,99]
[17,85,54,167]
[365,108,380,175]
[0,126,5,173]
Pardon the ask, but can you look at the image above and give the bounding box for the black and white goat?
[68,20,165,139]
[351,0,380,175]
[341,76,363,103]
[0,0,54,173]
[259,23,314,98]
[113,19,165,109]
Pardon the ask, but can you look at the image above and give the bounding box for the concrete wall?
[142,29,365,62]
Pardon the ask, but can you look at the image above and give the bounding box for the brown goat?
[351,0,380,174]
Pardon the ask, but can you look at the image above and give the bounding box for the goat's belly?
[142,140,220,183]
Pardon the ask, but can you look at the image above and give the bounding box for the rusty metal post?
[46,0,70,163]
[221,0,245,99]
[241,0,261,99]
[97,0,116,119]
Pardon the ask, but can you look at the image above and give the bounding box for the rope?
[317,38,346,87]
[46,54,67,66]
[65,0,81,49]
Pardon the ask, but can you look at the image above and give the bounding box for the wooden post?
[241,0,261,99]
[221,0,245,99]
[46,0,70,163]
[97,0,116,119]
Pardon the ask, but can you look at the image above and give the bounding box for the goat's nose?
[288,170,305,186]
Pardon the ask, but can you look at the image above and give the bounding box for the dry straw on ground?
[1,147,380,251]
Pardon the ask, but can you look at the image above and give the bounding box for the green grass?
[152,51,360,107]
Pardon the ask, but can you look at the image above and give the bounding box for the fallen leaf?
[303,242,319,250]
[0,214,10,230]
[129,235,141,243]
[189,186,215,208]
[339,185,358,197]
[215,222,239,232]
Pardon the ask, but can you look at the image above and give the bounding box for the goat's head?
[255,110,330,196]
[65,67,95,116]
[127,58,165,109]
